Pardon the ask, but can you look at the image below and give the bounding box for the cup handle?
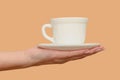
[42,24,54,42]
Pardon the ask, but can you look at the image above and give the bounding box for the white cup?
[42,17,88,45]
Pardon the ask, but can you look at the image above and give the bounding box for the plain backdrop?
[0,0,119,80]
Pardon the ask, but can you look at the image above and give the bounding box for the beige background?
[0,0,119,80]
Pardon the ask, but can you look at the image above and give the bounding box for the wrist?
[24,47,45,67]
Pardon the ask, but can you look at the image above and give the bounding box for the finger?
[60,46,103,58]
[55,48,89,59]
[86,47,104,56]
[59,46,104,61]
[62,48,104,62]
[87,45,101,50]
[54,46,103,59]
[65,54,87,61]
[77,47,104,58]
[85,46,104,54]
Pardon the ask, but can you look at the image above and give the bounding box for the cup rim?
[51,17,88,23]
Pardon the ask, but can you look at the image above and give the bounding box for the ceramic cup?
[42,17,88,45]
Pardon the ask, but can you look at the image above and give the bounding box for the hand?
[26,45,104,66]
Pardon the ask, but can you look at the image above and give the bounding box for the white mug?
[42,17,88,45]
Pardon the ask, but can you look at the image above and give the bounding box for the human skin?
[0,46,104,71]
